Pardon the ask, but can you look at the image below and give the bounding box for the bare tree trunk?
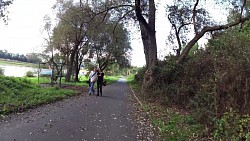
[139,24,150,68]
[135,0,157,92]
[141,30,157,92]
[65,53,75,82]
[174,26,182,56]
[65,45,78,82]
[74,51,80,82]
[147,0,157,69]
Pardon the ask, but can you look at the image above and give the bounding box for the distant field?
[0,58,38,67]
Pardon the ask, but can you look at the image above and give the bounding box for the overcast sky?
[0,0,57,54]
[0,0,226,67]
[0,0,149,67]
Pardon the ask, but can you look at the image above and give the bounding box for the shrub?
[0,67,4,75]
[134,66,146,91]
[133,29,250,140]
[25,71,34,77]
[207,31,250,116]
[213,110,250,141]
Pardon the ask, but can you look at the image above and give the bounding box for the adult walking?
[88,67,97,95]
[97,68,105,96]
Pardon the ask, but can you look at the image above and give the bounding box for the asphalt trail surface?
[0,78,158,141]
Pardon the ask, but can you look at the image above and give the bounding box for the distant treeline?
[0,50,42,63]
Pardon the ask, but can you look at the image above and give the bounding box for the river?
[0,65,85,77]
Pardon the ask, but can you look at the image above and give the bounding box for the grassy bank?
[26,75,120,86]
[127,75,204,140]
[0,75,120,115]
[0,75,75,115]
[0,57,121,116]
[127,30,250,140]
[0,58,38,67]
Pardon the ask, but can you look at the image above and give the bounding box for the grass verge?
[142,103,204,141]
[1,75,120,115]
[25,75,120,86]
[127,75,204,141]
[0,75,75,115]
[0,58,38,67]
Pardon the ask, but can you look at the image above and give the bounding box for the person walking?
[97,68,105,96]
[88,67,97,95]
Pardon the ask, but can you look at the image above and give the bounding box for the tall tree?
[43,15,57,85]
[53,1,90,82]
[74,0,250,92]
[134,0,158,91]
[90,22,131,71]
[52,0,132,81]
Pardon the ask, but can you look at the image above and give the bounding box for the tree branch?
[100,52,111,70]
[192,0,199,35]
[177,14,250,64]
[135,0,153,34]
[88,4,134,18]
[177,22,192,34]
[112,9,134,41]
[240,0,247,29]
[82,4,134,30]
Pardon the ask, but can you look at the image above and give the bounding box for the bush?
[134,67,146,83]
[0,67,4,75]
[185,31,250,127]
[213,110,250,141]
[25,71,34,77]
[134,30,250,140]
[207,31,250,116]
[152,58,184,104]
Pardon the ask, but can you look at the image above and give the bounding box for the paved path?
[0,78,159,141]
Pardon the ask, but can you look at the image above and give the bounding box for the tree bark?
[74,50,80,82]
[135,0,157,69]
[174,25,182,56]
[135,0,157,92]
[65,46,77,82]
[147,0,157,69]
[139,23,150,68]
[192,0,199,35]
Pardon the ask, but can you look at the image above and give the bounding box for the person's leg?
[88,82,91,95]
[97,83,100,96]
[92,82,95,95]
[100,84,102,96]
[88,79,90,87]
[88,82,94,95]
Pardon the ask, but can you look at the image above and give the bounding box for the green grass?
[127,76,204,141]
[104,76,120,84]
[141,104,204,141]
[25,75,120,86]
[0,58,121,115]
[0,58,38,67]
[26,76,86,86]
[0,75,75,115]
[126,74,139,89]
[0,72,120,115]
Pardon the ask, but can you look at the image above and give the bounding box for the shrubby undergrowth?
[135,31,250,140]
